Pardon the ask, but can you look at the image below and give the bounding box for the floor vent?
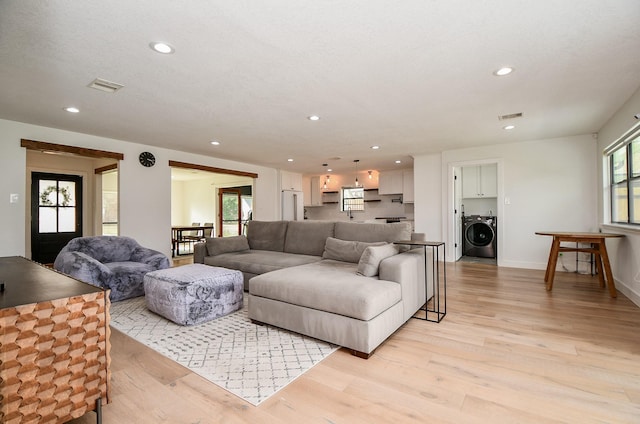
[87,78,124,93]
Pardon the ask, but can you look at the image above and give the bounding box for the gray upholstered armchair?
[54,236,170,301]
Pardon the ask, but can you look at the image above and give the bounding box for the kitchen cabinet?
[280,170,302,191]
[304,176,322,206]
[462,164,497,198]
[402,170,414,203]
[378,170,404,195]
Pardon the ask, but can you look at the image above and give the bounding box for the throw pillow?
[206,235,250,256]
[322,237,386,263]
[357,244,400,277]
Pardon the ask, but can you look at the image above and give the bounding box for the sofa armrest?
[130,247,170,269]
[378,248,430,321]
[194,242,207,263]
[54,251,111,289]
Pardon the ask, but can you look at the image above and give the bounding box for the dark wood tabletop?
[0,256,103,309]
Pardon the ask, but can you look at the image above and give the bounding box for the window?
[341,187,364,212]
[608,127,640,224]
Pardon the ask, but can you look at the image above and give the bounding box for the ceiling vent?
[88,78,124,93]
[498,112,523,121]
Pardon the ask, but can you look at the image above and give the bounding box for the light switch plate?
[10,193,18,203]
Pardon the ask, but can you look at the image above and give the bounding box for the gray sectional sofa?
[193,220,431,357]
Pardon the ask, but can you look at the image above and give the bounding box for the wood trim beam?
[95,164,118,174]
[169,160,258,179]
[21,139,124,160]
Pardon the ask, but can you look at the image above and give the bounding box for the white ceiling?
[1,1,639,174]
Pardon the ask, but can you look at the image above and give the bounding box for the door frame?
[30,172,84,263]
[218,188,243,237]
[445,158,504,265]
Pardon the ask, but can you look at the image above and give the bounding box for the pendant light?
[353,159,360,187]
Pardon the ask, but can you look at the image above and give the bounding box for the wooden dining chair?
[203,222,214,239]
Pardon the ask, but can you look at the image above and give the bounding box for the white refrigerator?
[282,190,304,221]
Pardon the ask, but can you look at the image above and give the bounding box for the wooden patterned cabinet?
[0,256,111,424]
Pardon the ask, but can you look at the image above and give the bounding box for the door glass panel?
[58,208,76,232]
[39,180,58,205]
[241,195,253,235]
[222,192,240,237]
[102,170,118,235]
[58,181,76,206]
[39,207,57,233]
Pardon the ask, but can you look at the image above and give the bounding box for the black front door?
[31,172,83,264]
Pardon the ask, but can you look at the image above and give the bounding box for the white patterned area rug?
[109,295,338,405]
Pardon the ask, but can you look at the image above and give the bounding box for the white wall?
[0,118,280,260]
[414,153,443,243]
[414,134,598,269]
[179,179,218,226]
[596,86,640,305]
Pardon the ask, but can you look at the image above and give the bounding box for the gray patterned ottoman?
[143,264,243,325]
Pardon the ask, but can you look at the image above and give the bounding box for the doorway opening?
[170,163,255,256]
[450,160,501,265]
[100,168,118,235]
[219,186,253,237]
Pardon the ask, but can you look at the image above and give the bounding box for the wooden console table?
[0,256,111,423]
[535,232,624,298]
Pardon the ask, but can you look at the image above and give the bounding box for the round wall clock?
[139,151,156,167]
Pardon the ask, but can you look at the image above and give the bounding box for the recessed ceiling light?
[503,125,515,130]
[371,145,380,150]
[494,67,514,76]
[210,140,220,145]
[150,42,174,54]
[64,107,80,113]
[308,115,320,121]
[327,168,332,172]
[287,158,294,162]
[395,160,402,164]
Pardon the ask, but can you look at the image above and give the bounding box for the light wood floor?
[70,263,640,423]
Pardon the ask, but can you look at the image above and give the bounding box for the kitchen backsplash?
[305,194,414,222]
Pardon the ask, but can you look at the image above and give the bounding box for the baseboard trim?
[614,279,640,308]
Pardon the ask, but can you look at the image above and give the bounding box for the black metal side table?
[394,240,446,322]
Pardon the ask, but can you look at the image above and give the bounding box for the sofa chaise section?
[248,254,425,357]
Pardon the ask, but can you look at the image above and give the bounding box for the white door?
[454,167,463,260]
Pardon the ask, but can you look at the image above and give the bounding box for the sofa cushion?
[249,260,402,321]
[247,221,288,252]
[103,261,157,300]
[322,237,386,263]
[204,250,322,276]
[357,244,400,277]
[334,221,412,243]
[284,221,335,256]
[206,235,250,256]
